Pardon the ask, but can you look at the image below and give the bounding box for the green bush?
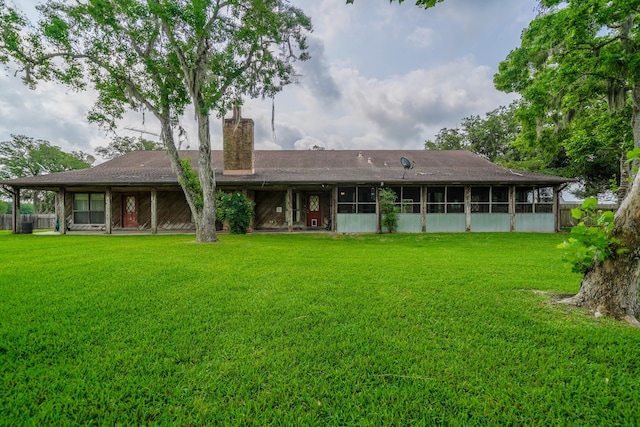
[217,191,254,234]
[557,198,625,273]
[379,188,399,233]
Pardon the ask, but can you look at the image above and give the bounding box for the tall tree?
[495,0,640,325]
[0,0,311,242]
[424,128,466,151]
[425,102,522,164]
[0,134,90,213]
[95,136,164,160]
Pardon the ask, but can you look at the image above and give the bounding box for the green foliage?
[425,128,466,151]
[379,188,399,233]
[558,198,624,273]
[177,158,203,209]
[425,102,522,164]
[627,147,640,174]
[95,136,163,160]
[217,191,254,234]
[494,0,639,195]
[2,232,640,424]
[19,203,33,214]
[0,134,89,180]
[2,202,35,214]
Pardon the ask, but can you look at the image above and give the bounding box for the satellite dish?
[400,157,414,179]
[86,155,96,166]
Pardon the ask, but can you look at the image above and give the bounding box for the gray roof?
[1,149,571,189]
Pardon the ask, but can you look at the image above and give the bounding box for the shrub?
[557,198,625,273]
[217,191,255,234]
[379,188,399,233]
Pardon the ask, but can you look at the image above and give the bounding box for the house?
[1,110,571,234]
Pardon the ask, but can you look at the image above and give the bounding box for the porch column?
[151,187,158,234]
[105,187,112,234]
[331,186,338,232]
[287,187,293,233]
[376,186,381,234]
[11,187,19,234]
[464,186,471,232]
[553,185,560,232]
[421,186,427,232]
[56,188,67,235]
[509,186,516,232]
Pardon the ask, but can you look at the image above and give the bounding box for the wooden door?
[306,194,322,227]
[123,195,138,228]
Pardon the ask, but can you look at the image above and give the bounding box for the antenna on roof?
[400,156,414,179]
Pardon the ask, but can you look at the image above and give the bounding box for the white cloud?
[0,0,536,156]
[407,27,437,49]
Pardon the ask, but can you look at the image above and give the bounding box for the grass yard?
[1,231,639,425]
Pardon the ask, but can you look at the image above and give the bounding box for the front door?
[307,194,322,227]
[123,195,138,228]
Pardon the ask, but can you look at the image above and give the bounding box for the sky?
[0,0,540,161]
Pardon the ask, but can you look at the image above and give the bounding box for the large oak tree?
[0,0,311,242]
[496,0,640,325]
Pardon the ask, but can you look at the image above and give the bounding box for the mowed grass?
[1,232,639,426]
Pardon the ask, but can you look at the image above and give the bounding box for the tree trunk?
[195,110,218,243]
[563,85,640,324]
[617,150,630,202]
[159,118,212,241]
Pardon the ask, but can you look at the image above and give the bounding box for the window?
[471,186,509,213]
[516,187,553,213]
[357,186,376,213]
[338,187,377,214]
[427,187,464,214]
[389,187,421,213]
[471,187,490,213]
[491,187,509,213]
[427,187,445,213]
[447,187,465,213]
[73,193,105,224]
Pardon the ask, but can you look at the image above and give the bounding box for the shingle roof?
[0,149,571,189]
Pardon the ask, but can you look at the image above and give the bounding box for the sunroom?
[334,184,557,233]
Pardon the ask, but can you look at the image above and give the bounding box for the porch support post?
[421,186,427,232]
[509,186,516,232]
[332,186,338,232]
[464,186,471,232]
[287,187,293,232]
[12,187,20,234]
[553,185,560,232]
[56,188,67,234]
[376,186,382,234]
[105,187,112,234]
[151,188,158,234]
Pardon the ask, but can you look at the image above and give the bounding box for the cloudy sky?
[0,0,538,159]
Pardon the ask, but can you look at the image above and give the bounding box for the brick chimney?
[223,106,255,175]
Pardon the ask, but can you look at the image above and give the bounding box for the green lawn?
[1,232,639,425]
